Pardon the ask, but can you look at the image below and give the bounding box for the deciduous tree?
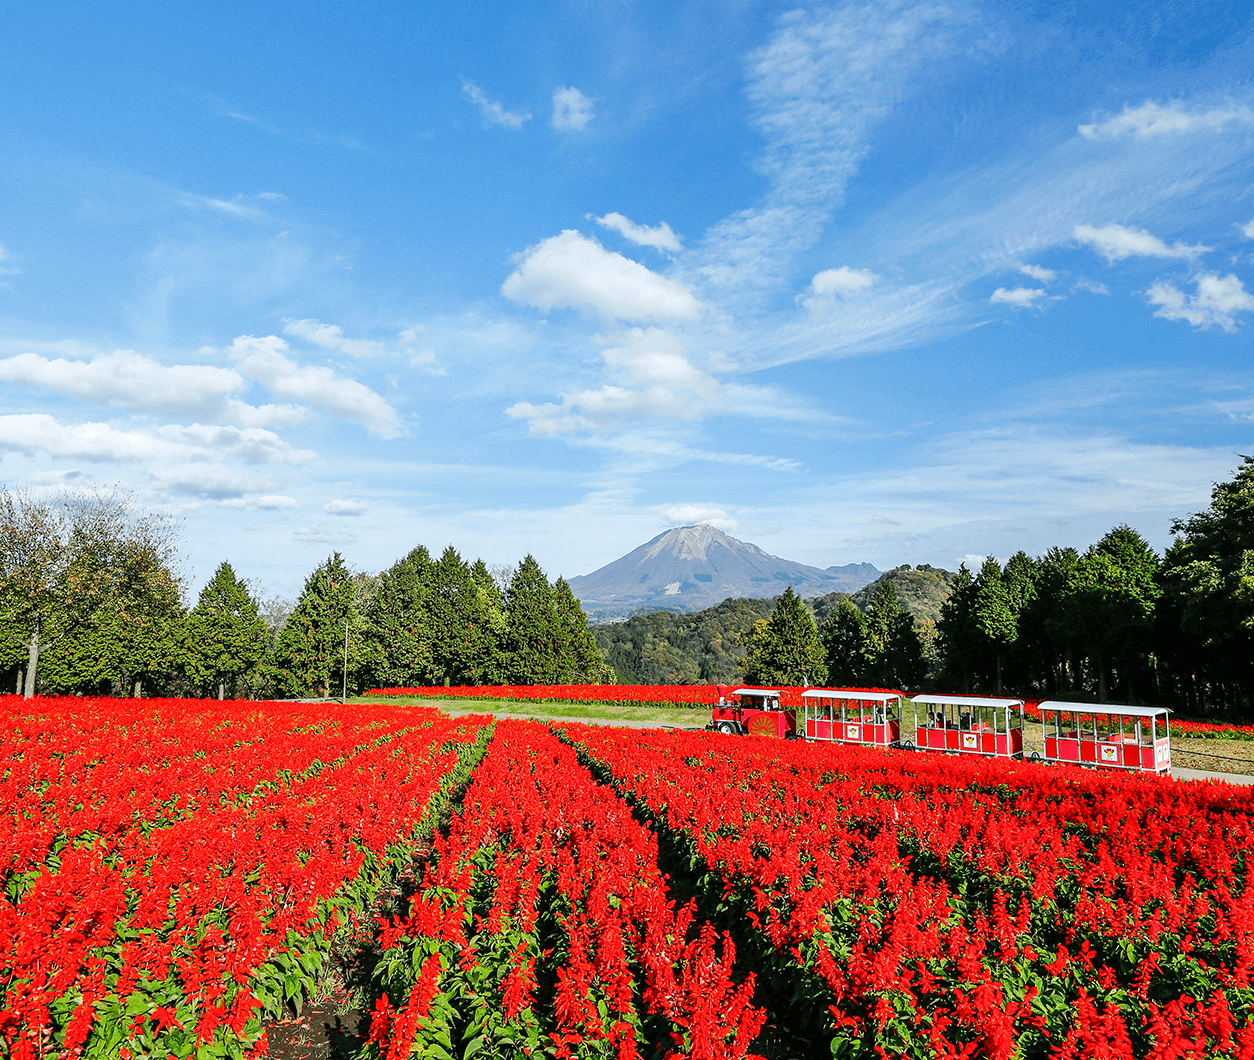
[0,486,182,698]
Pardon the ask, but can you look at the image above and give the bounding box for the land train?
[707,685,1172,776]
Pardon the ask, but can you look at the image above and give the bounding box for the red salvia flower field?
[4,690,1254,1057]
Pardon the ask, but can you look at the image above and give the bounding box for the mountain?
[568,524,879,622]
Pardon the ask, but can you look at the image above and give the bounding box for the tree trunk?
[218,680,225,700]
[1096,651,1108,702]
[15,669,22,695]
[133,679,142,698]
[995,653,1003,694]
[24,618,41,699]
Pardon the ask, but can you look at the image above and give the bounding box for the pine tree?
[182,561,268,699]
[863,581,927,689]
[270,552,361,698]
[553,577,614,683]
[502,555,561,683]
[936,564,981,693]
[363,545,439,689]
[742,587,825,686]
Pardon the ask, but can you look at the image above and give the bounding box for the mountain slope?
[569,524,879,622]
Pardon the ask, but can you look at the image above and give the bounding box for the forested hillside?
[593,563,957,685]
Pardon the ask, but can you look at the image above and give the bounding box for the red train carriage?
[911,694,1025,759]
[1036,700,1171,775]
[801,689,902,748]
[709,686,798,738]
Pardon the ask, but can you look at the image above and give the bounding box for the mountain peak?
[568,525,878,622]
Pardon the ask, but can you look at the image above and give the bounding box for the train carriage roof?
[801,689,901,702]
[1035,700,1170,718]
[912,695,1024,708]
[732,688,784,697]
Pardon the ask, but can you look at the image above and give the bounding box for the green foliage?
[822,583,926,690]
[1160,455,1254,716]
[270,552,364,698]
[181,561,267,698]
[593,597,778,684]
[364,545,441,688]
[0,486,184,696]
[742,587,826,686]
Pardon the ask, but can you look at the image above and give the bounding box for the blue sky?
[2,0,1253,599]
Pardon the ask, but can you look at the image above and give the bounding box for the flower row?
[564,723,1254,1058]
[1,696,489,1059]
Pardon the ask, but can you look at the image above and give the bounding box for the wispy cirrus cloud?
[590,213,682,253]
[462,79,530,129]
[1079,100,1253,140]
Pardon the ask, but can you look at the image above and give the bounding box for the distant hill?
[569,524,879,622]
[593,563,958,686]
[809,563,959,630]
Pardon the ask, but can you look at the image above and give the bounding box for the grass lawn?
[349,695,711,725]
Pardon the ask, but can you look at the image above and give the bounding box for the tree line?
[0,487,609,699]
[741,456,1254,719]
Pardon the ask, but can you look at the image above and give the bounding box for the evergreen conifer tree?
[820,598,870,686]
[271,552,361,698]
[363,545,439,689]
[742,587,825,686]
[182,561,268,699]
[502,554,561,683]
[553,577,613,683]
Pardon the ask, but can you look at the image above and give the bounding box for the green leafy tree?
[820,598,871,686]
[1020,546,1080,695]
[0,486,182,697]
[862,581,927,689]
[428,547,506,684]
[1062,526,1161,702]
[270,552,363,698]
[181,561,268,699]
[742,587,826,686]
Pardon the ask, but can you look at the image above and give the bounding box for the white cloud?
[1147,273,1254,332]
[990,286,1047,307]
[151,463,285,500]
[1074,223,1208,262]
[325,498,368,516]
[0,349,309,428]
[506,327,726,436]
[462,79,530,129]
[1019,264,1056,282]
[1079,101,1253,140]
[590,213,682,253]
[501,230,701,322]
[1071,278,1109,295]
[801,267,880,308]
[0,246,18,278]
[1243,219,1254,239]
[283,318,382,357]
[230,335,401,438]
[0,413,314,474]
[158,423,316,466]
[0,414,194,463]
[397,326,447,377]
[218,494,298,510]
[958,553,988,571]
[661,504,738,531]
[551,86,594,132]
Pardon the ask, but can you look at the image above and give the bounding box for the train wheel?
[902,740,915,751]
[717,721,737,735]
[1029,751,1041,762]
